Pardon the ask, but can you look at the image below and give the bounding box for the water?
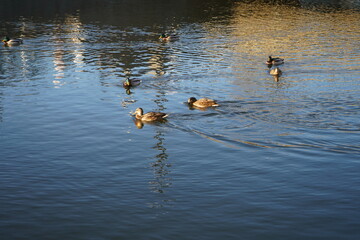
[1,0,360,239]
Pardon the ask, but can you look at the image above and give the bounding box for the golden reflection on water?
[204,2,360,100]
[52,14,86,85]
[229,2,360,59]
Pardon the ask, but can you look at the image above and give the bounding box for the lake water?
[1,0,360,239]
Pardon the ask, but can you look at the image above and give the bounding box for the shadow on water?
[0,0,236,22]
[2,0,360,22]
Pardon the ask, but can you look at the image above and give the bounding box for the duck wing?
[195,98,219,107]
[142,112,168,121]
[272,57,284,65]
[130,79,141,86]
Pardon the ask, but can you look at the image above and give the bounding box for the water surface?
[1,0,360,239]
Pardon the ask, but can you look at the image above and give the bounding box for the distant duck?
[133,108,168,122]
[188,97,219,108]
[270,67,282,82]
[266,56,284,66]
[159,33,179,42]
[123,78,141,89]
[2,36,23,46]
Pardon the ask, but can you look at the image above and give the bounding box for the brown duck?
[133,108,168,122]
[188,97,219,108]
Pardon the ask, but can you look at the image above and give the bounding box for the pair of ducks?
[133,97,218,122]
[2,36,23,46]
[266,56,284,82]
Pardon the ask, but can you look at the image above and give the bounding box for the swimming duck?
[133,108,168,122]
[123,78,141,89]
[188,97,219,108]
[266,56,284,66]
[2,36,23,46]
[159,33,179,42]
[270,67,282,82]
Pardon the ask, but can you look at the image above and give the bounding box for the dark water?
[1,0,360,239]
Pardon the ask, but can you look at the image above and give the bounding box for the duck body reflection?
[269,67,283,82]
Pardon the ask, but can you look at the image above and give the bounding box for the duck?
[270,67,282,82]
[188,97,219,108]
[2,36,23,46]
[159,33,179,42]
[266,56,284,66]
[123,78,141,89]
[133,108,168,122]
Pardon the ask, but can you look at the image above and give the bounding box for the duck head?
[124,78,131,87]
[2,36,10,43]
[133,108,144,116]
[188,97,197,105]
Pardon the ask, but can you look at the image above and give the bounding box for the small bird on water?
[159,33,179,42]
[123,78,141,89]
[187,97,219,108]
[266,56,284,66]
[133,108,168,122]
[2,36,23,46]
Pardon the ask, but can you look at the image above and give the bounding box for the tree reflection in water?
[147,129,173,209]
[146,93,173,209]
[146,48,173,208]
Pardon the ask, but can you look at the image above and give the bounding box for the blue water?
[1,1,360,239]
